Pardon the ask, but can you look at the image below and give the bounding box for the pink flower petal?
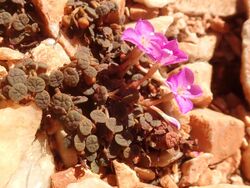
[175,95,193,114]
[188,84,203,98]
[135,19,154,35]
[177,68,194,88]
[121,28,141,46]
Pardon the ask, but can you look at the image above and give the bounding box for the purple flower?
[150,34,188,65]
[165,68,202,114]
[121,19,160,55]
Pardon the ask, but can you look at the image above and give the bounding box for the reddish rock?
[242,145,250,180]
[190,185,250,188]
[179,34,218,62]
[189,109,245,164]
[174,0,243,17]
[134,0,175,8]
[129,4,159,21]
[67,178,112,188]
[51,168,77,188]
[241,19,250,105]
[179,153,213,187]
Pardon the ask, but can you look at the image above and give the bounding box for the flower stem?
[140,92,174,107]
[119,47,143,76]
[129,63,161,89]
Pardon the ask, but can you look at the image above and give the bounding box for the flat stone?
[6,133,55,188]
[179,34,218,62]
[242,145,250,180]
[184,62,213,107]
[0,103,42,187]
[134,0,175,8]
[174,0,243,17]
[31,39,71,73]
[129,4,159,21]
[0,47,24,60]
[188,108,245,164]
[32,0,81,57]
[241,19,250,105]
[179,153,213,187]
[150,149,183,167]
[125,16,173,34]
[113,160,139,188]
[160,174,178,188]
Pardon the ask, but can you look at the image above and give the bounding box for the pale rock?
[32,0,81,57]
[67,178,112,188]
[6,133,55,188]
[125,16,173,34]
[197,169,222,186]
[0,103,42,187]
[242,145,250,180]
[55,129,78,168]
[189,109,245,164]
[174,0,243,17]
[215,150,241,182]
[241,19,250,105]
[134,0,175,8]
[31,39,70,73]
[184,62,213,107]
[129,4,159,21]
[160,174,178,188]
[113,160,139,188]
[190,184,250,188]
[150,149,183,167]
[179,34,218,62]
[135,182,160,188]
[179,153,213,187]
[105,0,126,23]
[0,47,24,60]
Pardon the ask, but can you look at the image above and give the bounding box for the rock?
[179,153,213,187]
[189,109,245,164]
[0,103,42,187]
[0,65,7,79]
[241,19,250,105]
[0,47,24,60]
[51,168,77,188]
[31,39,71,73]
[150,149,183,167]
[113,160,139,188]
[125,16,173,34]
[32,0,81,57]
[242,145,250,180]
[129,4,159,21]
[134,0,175,8]
[190,184,250,188]
[6,133,55,188]
[184,62,213,107]
[134,167,156,181]
[67,178,112,188]
[55,129,78,168]
[174,0,243,17]
[105,0,126,24]
[135,182,160,188]
[197,169,222,186]
[160,174,178,188]
[215,150,241,182]
[179,34,218,62]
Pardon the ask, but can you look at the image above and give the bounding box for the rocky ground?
[0,0,250,188]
